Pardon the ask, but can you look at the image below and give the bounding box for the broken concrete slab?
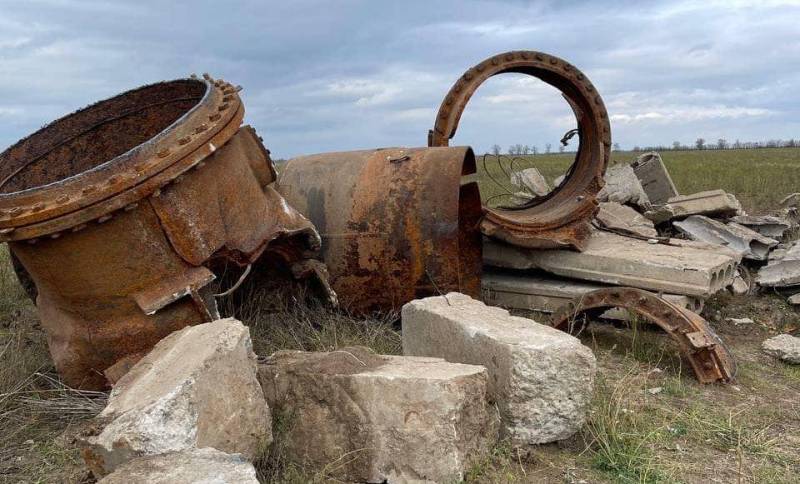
[731,273,750,295]
[484,230,738,297]
[781,192,800,209]
[730,214,793,240]
[595,201,658,238]
[79,319,271,478]
[673,215,778,261]
[631,152,679,205]
[757,242,800,287]
[645,189,743,224]
[553,174,565,188]
[97,448,259,484]
[597,163,651,210]
[258,346,498,483]
[481,269,704,315]
[511,167,550,197]
[788,294,800,305]
[402,293,596,445]
[762,334,800,364]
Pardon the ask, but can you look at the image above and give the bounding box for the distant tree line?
[632,138,799,152]
[490,138,799,155]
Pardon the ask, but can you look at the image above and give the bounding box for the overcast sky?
[1,0,799,158]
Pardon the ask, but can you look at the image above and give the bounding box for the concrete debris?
[788,294,800,305]
[510,168,551,197]
[647,387,663,395]
[484,230,738,297]
[731,273,750,295]
[553,174,566,188]
[97,448,259,484]
[730,214,793,240]
[258,346,498,483]
[481,269,704,316]
[757,242,800,287]
[79,319,271,478]
[780,192,800,209]
[510,191,535,206]
[631,152,679,205]
[595,201,658,238]
[762,334,800,364]
[673,215,778,261]
[727,317,755,326]
[402,293,596,445]
[597,163,651,210]
[645,189,743,224]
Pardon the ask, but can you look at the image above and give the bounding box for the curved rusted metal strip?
[551,287,736,384]
[277,146,483,313]
[429,50,610,251]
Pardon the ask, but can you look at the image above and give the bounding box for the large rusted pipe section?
[429,50,610,251]
[277,147,483,313]
[0,75,321,389]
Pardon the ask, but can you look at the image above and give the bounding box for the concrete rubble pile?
[487,150,798,383]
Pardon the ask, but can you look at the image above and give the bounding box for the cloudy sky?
[1,0,799,158]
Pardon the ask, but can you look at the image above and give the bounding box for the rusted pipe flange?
[429,50,610,250]
[551,287,736,384]
[0,75,243,242]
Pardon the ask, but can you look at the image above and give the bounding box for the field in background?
[0,147,799,482]
[474,147,800,214]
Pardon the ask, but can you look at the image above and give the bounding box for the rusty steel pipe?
[0,75,321,389]
[429,50,610,251]
[277,147,483,313]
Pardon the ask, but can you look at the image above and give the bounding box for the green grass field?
[474,147,800,214]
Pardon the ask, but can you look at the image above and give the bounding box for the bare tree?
[695,138,705,150]
[491,144,501,156]
[612,142,620,151]
[717,138,727,150]
[522,145,531,155]
[531,145,538,155]
[545,143,552,154]
[672,141,681,150]
[507,145,517,155]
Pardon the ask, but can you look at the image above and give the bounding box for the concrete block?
[645,189,743,223]
[597,163,651,210]
[757,241,800,287]
[595,202,658,239]
[781,192,800,209]
[79,319,271,478]
[673,215,778,261]
[511,168,550,197]
[402,293,596,445]
[98,448,259,484]
[481,270,703,316]
[762,334,800,364]
[484,230,738,297]
[730,214,793,239]
[258,346,498,483]
[788,294,800,305]
[631,152,679,205]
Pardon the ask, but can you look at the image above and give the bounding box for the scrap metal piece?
[551,287,736,384]
[428,50,610,251]
[277,147,483,313]
[1,77,321,389]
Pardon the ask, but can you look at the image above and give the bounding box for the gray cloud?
[0,0,798,158]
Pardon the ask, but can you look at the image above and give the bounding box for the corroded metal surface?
[429,50,610,251]
[1,75,321,389]
[551,287,736,384]
[277,147,483,313]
